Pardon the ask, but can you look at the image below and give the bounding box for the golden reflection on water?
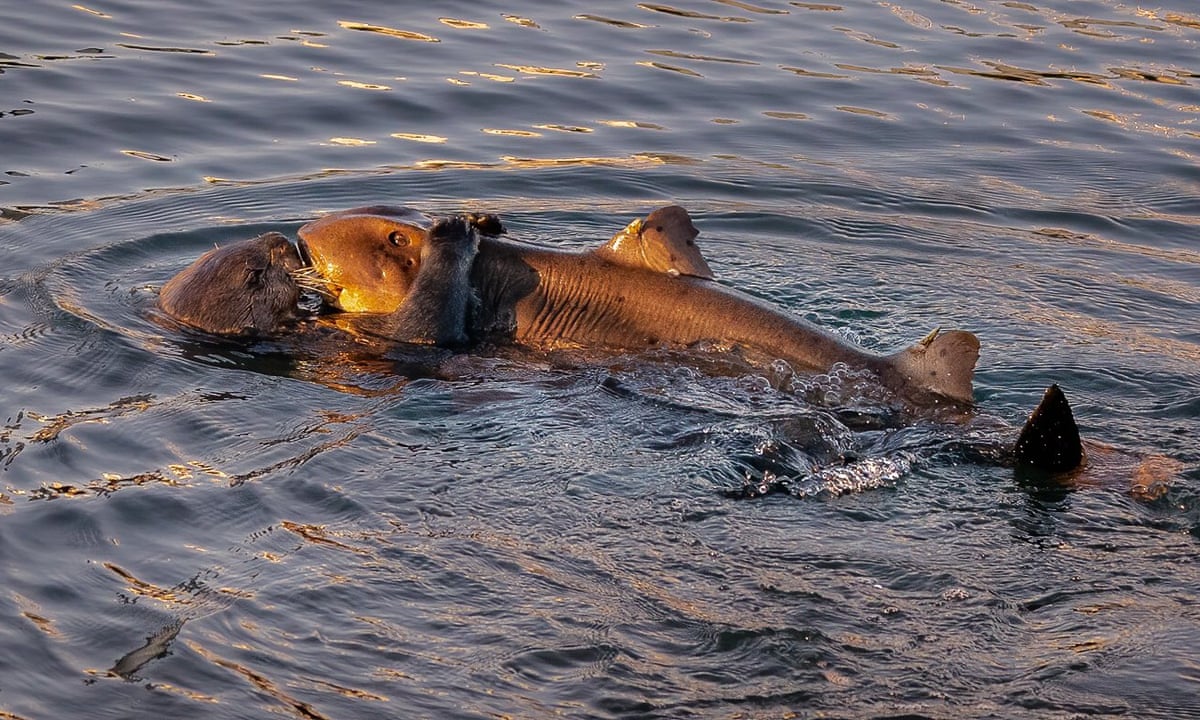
[645,49,758,66]
[482,128,542,137]
[103,562,206,605]
[1156,11,1200,30]
[390,132,447,144]
[637,60,703,78]
[115,43,212,55]
[834,63,952,87]
[121,149,173,162]
[597,119,665,130]
[186,640,343,720]
[439,18,489,30]
[1019,298,1200,364]
[280,520,370,555]
[16,461,225,501]
[493,63,600,79]
[336,21,439,43]
[1082,109,1194,138]
[715,0,790,15]
[71,4,110,18]
[458,70,515,83]
[883,1,933,29]
[837,27,901,49]
[31,0,1200,175]
[406,152,695,172]
[637,3,751,23]
[574,14,649,29]
[780,65,849,79]
[503,14,540,29]
[791,3,843,11]
[28,394,153,443]
[535,124,593,133]
[836,106,890,119]
[15,593,60,637]
[336,80,392,91]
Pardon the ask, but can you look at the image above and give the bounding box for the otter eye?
[388,230,408,247]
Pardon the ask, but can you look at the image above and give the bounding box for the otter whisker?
[289,266,324,280]
[290,267,337,300]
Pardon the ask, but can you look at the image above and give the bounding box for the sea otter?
[157,231,306,336]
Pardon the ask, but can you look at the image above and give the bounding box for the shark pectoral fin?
[1014,383,1084,474]
[596,205,715,279]
[889,328,979,404]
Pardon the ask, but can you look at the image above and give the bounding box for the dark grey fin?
[1014,384,1084,473]
[886,328,979,405]
[594,205,714,279]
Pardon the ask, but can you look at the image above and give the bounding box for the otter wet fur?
[158,232,306,336]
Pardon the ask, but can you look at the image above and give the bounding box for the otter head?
[297,206,505,314]
[158,232,304,336]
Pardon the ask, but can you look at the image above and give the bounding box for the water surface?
[1,1,1198,718]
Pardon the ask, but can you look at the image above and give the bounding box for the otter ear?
[243,263,266,286]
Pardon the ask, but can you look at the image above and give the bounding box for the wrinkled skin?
[158,232,304,336]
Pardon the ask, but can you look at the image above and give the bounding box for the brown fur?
[158,232,304,336]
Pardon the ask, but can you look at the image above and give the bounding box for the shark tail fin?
[1014,384,1084,473]
[888,328,979,404]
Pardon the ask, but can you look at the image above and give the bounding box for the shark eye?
[388,230,408,247]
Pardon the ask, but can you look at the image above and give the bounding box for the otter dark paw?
[465,213,506,236]
[428,215,471,244]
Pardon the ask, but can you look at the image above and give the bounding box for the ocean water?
[1,1,1198,718]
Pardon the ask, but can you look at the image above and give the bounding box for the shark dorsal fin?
[1014,384,1085,473]
[595,205,714,279]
